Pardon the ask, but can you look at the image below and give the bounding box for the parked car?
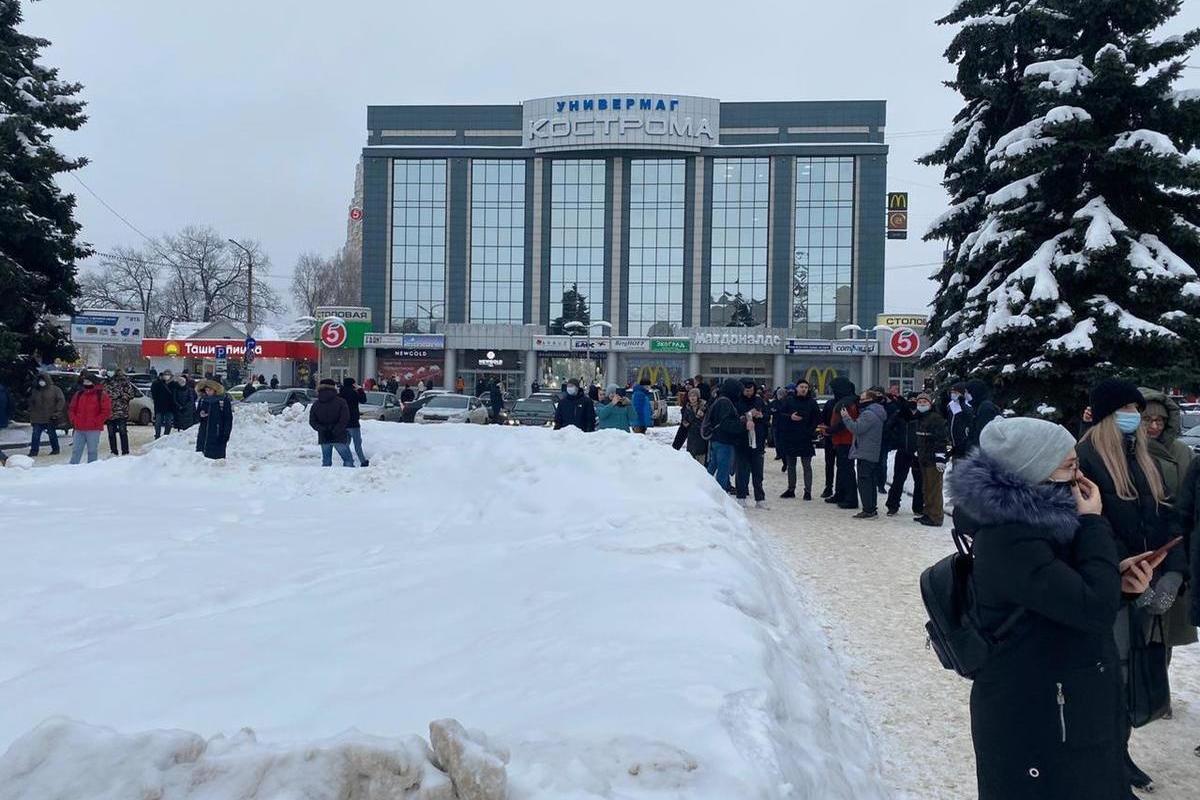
[126,373,155,393]
[126,385,155,425]
[1180,403,1200,431]
[504,397,557,427]
[237,388,311,415]
[359,391,405,422]
[414,394,489,424]
[1179,427,1200,456]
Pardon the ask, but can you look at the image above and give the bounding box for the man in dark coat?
[400,384,416,403]
[775,380,821,500]
[553,378,596,432]
[27,373,65,456]
[824,377,859,509]
[194,380,233,460]
[339,377,369,467]
[948,417,1136,800]
[172,374,198,431]
[150,371,176,439]
[310,379,354,467]
[885,394,924,517]
[966,378,1001,449]
[914,391,949,527]
[489,381,505,423]
[733,378,769,508]
[947,380,974,460]
[703,378,747,493]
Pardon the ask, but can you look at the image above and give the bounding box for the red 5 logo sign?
[890,327,920,358]
[320,318,348,348]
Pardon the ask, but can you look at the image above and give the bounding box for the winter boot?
[853,511,879,520]
[820,487,833,499]
[780,489,795,499]
[1125,754,1153,790]
[886,508,899,517]
[803,491,812,501]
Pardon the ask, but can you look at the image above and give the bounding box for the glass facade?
[793,157,854,339]
[470,160,526,324]
[391,159,447,333]
[627,159,685,336]
[710,158,769,326]
[549,159,606,331]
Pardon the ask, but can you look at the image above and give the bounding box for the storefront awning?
[141,339,319,360]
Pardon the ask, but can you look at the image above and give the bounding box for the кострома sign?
[523,94,719,152]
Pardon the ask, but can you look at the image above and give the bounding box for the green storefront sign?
[315,306,372,350]
[650,338,690,353]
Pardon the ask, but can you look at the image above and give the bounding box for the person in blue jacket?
[631,376,654,434]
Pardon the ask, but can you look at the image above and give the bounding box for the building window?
[710,158,769,327]
[627,159,685,337]
[390,159,447,333]
[888,360,918,395]
[793,157,854,339]
[470,160,526,324]
[549,159,606,332]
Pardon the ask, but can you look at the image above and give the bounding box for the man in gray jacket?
[840,387,888,519]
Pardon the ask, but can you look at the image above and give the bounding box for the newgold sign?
[523,94,720,153]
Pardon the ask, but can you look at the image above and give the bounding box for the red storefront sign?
[141,339,319,360]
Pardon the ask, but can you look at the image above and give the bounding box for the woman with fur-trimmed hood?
[948,417,1161,800]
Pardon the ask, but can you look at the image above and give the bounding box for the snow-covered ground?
[667,430,1199,800]
[0,408,889,799]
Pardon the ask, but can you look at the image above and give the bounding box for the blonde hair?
[1082,416,1167,505]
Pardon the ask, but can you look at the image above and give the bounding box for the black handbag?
[1127,611,1170,728]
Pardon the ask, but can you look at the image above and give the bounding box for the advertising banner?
[649,338,691,353]
[523,94,719,153]
[71,309,145,345]
[377,350,443,387]
[141,339,319,360]
[785,339,877,356]
[315,307,372,350]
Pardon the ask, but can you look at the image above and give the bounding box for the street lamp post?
[228,239,254,382]
[416,302,446,333]
[564,320,614,384]
[839,324,893,388]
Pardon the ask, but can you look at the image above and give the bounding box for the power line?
[71,173,159,246]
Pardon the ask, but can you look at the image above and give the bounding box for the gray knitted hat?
[979,417,1077,485]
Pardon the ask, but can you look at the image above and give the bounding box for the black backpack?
[920,527,1023,680]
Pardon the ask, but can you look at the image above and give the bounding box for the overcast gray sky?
[25,0,1200,318]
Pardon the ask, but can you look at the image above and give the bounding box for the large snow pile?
[0,414,887,798]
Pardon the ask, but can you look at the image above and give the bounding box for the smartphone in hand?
[1120,536,1183,574]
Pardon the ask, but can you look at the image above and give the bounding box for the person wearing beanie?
[310,379,354,467]
[150,369,176,439]
[68,370,112,464]
[680,387,709,465]
[1077,378,1182,793]
[631,376,654,434]
[913,391,950,526]
[948,416,1164,800]
[946,380,975,461]
[839,388,888,519]
[339,377,369,467]
[596,382,636,432]
[885,390,924,518]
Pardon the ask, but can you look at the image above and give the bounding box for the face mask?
[82,382,93,388]
[37,380,46,387]
[916,403,931,414]
[566,386,578,396]
[1115,411,1142,434]
[950,392,961,401]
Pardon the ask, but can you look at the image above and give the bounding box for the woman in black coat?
[775,380,821,500]
[948,417,1161,800]
[194,380,233,460]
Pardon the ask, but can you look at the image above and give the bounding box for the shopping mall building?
[342,93,921,396]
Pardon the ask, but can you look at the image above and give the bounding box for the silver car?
[360,391,405,422]
[414,394,489,424]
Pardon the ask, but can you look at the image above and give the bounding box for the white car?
[414,394,489,424]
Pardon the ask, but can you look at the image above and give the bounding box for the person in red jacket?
[68,370,113,464]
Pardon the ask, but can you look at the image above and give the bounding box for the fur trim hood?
[948,451,1080,543]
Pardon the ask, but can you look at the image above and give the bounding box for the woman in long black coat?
[195,380,233,460]
[949,417,1160,800]
[775,380,821,499]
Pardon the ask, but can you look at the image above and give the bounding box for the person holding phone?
[948,416,1162,800]
[1076,378,1183,793]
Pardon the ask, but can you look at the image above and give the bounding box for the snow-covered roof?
[166,321,207,339]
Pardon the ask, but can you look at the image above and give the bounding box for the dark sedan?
[504,398,558,427]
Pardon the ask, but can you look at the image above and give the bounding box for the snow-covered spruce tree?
[924,0,1200,419]
[0,0,89,388]
[920,1,1073,382]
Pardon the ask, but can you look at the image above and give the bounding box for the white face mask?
[37,380,46,387]
[917,403,931,414]
[566,386,578,396]
[950,392,961,401]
